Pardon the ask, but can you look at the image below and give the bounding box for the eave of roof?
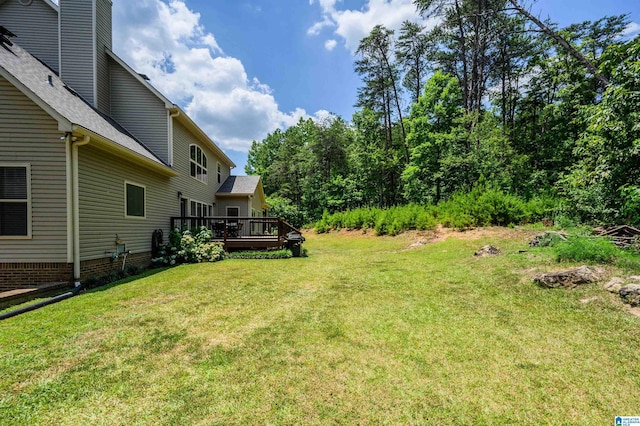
[0,42,175,176]
[73,125,179,177]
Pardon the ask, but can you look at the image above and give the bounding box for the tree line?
[246,0,640,227]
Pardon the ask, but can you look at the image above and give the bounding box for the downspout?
[72,135,90,284]
[1,134,89,321]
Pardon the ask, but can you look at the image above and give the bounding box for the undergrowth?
[315,185,557,235]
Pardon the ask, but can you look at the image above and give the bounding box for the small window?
[217,162,221,184]
[190,145,208,184]
[0,165,30,237]
[125,182,145,218]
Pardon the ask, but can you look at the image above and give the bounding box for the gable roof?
[217,176,262,195]
[0,40,177,176]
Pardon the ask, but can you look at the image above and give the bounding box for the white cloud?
[308,0,435,53]
[111,0,310,152]
[324,39,338,51]
[622,22,640,37]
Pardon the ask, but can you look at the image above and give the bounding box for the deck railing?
[169,216,302,248]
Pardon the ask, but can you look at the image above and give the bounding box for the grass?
[1,228,640,425]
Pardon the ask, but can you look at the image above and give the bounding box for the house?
[0,0,275,291]
[216,176,270,219]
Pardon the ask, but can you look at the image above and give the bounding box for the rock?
[529,231,567,247]
[579,296,598,304]
[534,266,599,289]
[409,239,428,248]
[619,284,640,306]
[474,245,501,257]
[604,277,624,294]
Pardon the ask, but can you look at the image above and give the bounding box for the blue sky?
[109,0,640,174]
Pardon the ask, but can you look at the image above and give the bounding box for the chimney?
[59,0,112,113]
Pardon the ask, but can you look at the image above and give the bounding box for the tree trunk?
[507,0,609,86]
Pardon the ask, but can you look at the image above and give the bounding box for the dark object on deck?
[285,232,305,257]
[593,225,640,248]
[152,228,163,257]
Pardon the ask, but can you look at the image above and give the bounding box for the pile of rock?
[534,266,601,289]
[605,276,640,306]
[474,245,501,257]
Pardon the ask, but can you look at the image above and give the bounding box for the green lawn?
[1,229,639,425]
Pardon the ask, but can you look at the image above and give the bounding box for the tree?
[562,37,640,222]
[396,21,432,105]
[403,71,463,203]
[414,0,507,115]
[355,25,410,162]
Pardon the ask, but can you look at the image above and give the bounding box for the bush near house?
[152,227,225,265]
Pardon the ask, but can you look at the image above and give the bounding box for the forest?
[246,0,640,228]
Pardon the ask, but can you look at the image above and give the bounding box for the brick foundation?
[79,252,152,280]
[0,252,152,291]
[0,263,73,291]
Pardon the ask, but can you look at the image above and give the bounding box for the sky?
[105,0,640,174]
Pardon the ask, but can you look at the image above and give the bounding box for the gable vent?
[0,26,16,51]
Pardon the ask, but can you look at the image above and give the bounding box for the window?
[125,182,145,218]
[0,164,30,237]
[190,145,208,183]
[190,200,213,217]
[217,162,221,184]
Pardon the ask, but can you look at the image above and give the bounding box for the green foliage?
[316,183,557,234]
[620,185,640,225]
[153,227,225,266]
[553,235,621,264]
[266,196,305,229]
[227,249,293,260]
[247,15,636,227]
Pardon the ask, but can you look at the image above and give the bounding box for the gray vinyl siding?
[95,0,112,115]
[251,193,264,216]
[0,76,68,262]
[110,60,169,163]
[0,0,59,72]
[216,198,250,217]
[77,145,173,260]
[172,121,220,211]
[60,0,95,106]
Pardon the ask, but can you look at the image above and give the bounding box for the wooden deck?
[170,216,302,250]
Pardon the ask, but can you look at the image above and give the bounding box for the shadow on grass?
[84,266,172,294]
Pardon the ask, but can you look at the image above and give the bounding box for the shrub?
[313,185,558,235]
[227,249,293,259]
[152,227,225,266]
[554,235,621,264]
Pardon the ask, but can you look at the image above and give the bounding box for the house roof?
[0,40,177,176]
[217,176,262,195]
